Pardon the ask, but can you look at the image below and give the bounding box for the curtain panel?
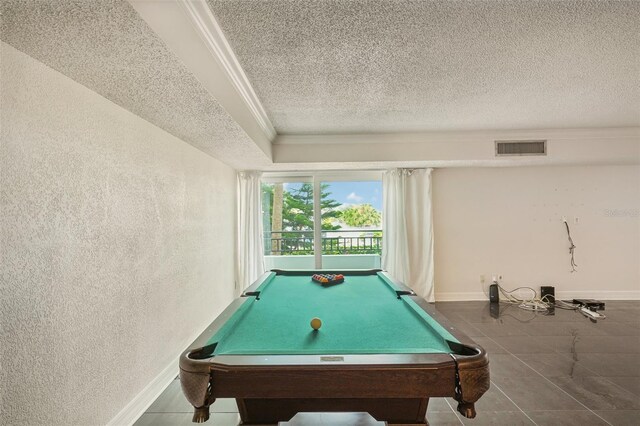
[382,169,435,302]
[237,171,266,293]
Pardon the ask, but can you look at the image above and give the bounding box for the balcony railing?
[265,229,382,256]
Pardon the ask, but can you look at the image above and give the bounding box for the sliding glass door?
[319,180,382,270]
[262,173,382,270]
[261,180,315,270]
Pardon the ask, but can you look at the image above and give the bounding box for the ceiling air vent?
[495,140,547,156]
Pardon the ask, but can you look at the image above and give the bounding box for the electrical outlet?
[480,274,485,284]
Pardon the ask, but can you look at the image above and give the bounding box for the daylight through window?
[261,175,382,269]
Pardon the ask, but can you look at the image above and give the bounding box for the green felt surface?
[208,272,457,355]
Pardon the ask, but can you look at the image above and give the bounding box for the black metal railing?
[265,229,382,256]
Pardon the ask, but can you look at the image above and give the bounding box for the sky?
[325,181,382,211]
[281,181,382,210]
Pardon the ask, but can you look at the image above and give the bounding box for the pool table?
[180,270,490,425]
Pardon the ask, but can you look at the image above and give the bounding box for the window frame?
[262,171,383,268]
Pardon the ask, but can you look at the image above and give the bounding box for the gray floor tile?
[136,301,640,426]
[516,352,597,378]
[146,380,192,413]
[521,321,608,337]
[588,321,640,336]
[449,321,485,338]
[581,336,640,354]
[457,411,535,425]
[594,410,640,426]
[280,412,383,425]
[549,336,640,354]
[438,315,484,337]
[424,411,464,426]
[471,336,508,354]
[540,335,581,353]
[435,302,488,313]
[467,322,528,337]
[574,354,640,377]
[485,354,538,379]
[491,376,584,411]
[596,308,640,323]
[134,413,195,426]
[603,376,640,397]
[453,304,537,324]
[496,307,580,323]
[428,397,455,412]
[133,413,240,426]
[489,335,559,354]
[525,410,610,425]
[479,382,522,412]
[207,413,241,426]
[146,381,237,414]
[548,376,640,410]
[447,382,519,412]
[212,398,239,413]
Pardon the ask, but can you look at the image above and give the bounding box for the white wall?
[0,42,237,425]
[274,128,640,168]
[432,166,640,301]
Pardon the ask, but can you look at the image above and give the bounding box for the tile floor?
[134,301,639,426]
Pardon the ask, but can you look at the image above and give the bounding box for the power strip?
[580,307,605,320]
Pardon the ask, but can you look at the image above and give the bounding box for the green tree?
[340,204,381,227]
[275,183,342,254]
[282,183,342,231]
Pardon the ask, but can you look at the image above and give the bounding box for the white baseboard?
[436,290,640,302]
[107,355,179,426]
[107,313,221,426]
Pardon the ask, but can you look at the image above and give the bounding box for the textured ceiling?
[0,0,270,169]
[209,0,640,134]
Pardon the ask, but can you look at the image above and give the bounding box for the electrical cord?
[482,276,602,319]
[564,220,578,272]
[497,304,550,322]
[493,283,604,319]
[541,294,580,310]
[497,285,548,311]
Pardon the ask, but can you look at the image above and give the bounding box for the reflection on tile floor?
[134,301,640,426]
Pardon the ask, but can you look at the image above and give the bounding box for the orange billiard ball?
[310,317,322,330]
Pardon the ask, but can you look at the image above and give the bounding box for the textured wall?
[0,42,237,425]
[0,0,270,169]
[433,165,640,300]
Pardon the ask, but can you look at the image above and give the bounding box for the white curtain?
[382,169,435,302]
[236,171,265,293]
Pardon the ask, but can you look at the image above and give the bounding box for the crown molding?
[178,0,276,141]
[128,0,276,156]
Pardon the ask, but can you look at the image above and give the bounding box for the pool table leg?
[192,405,212,423]
[180,368,216,423]
[453,356,490,419]
[456,402,476,419]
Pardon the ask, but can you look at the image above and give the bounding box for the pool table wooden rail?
[179,270,489,425]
